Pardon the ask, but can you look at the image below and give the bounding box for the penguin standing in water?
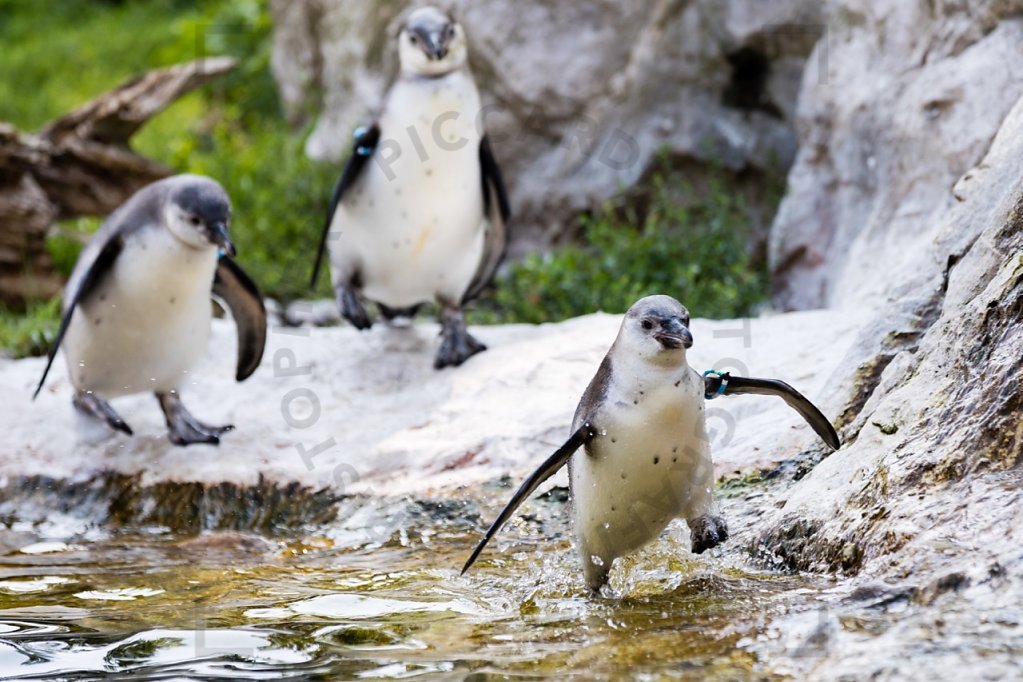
[34,175,267,446]
[462,295,840,592]
[310,6,510,369]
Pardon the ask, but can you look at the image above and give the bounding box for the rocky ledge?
[3,306,860,528]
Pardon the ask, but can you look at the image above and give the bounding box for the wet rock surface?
[754,90,1023,680]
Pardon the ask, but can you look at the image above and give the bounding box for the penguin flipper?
[212,256,267,381]
[461,422,595,575]
[310,123,382,290]
[479,135,511,224]
[705,373,841,450]
[462,135,511,303]
[32,235,124,399]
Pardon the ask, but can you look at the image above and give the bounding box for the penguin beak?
[208,221,236,257]
[426,33,448,60]
[414,28,448,60]
[655,318,693,350]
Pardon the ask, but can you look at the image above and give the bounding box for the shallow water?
[0,491,841,680]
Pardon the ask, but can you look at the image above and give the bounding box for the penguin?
[33,174,267,446]
[462,295,841,592]
[309,5,510,369]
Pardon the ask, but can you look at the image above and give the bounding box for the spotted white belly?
[63,225,217,398]
[570,365,714,569]
[328,70,486,308]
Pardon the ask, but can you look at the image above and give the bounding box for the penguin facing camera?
[34,174,267,446]
[462,295,841,592]
[310,5,510,369]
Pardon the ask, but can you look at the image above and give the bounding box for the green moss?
[872,421,898,435]
[716,470,769,497]
[4,472,340,532]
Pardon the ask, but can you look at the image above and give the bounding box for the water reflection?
[0,499,817,680]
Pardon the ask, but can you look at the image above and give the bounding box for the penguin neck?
[608,344,690,395]
[382,67,482,141]
[399,63,470,83]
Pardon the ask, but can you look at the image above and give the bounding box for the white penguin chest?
[571,367,713,559]
[329,71,487,307]
[63,226,218,397]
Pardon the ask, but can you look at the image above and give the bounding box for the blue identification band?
[354,126,373,156]
[703,369,729,399]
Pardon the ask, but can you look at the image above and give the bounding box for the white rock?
[4,309,861,498]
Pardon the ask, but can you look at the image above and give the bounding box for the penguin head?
[618,295,694,365]
[398,6,467,77]
[163,176,236,256]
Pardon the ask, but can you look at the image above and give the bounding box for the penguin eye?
[444,25,455,40]
[641,319,654,331]
[409,32,419,45]
[188,215,201,227]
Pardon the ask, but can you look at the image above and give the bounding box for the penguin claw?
[336,286,372,330]
[111,419,135,437]
[435,323,486,369]
[168,422,234,447]
[687,514,730,554]
[157,391,233,448]
[72,391,133,437]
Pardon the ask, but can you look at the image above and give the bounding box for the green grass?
[0,298,61,360]
[1,0,338,298]
[0,0,338,356]
[476,165,773,323]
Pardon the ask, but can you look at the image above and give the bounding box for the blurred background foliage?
[476,165,774,324]
[0,0,335,301]
[0,0,773,358]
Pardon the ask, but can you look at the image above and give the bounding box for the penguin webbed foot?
[336,284,372,330]
[73,391,133,436]
[435,305,486,369]
[583,554,613,596]
[687,514,729,554]
[157,392,234,447]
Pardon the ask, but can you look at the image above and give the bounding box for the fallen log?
[0,57,236,307]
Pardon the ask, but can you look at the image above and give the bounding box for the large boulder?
[769,1,1023,310]
[269,0,823,249]
[755,89,1023,678]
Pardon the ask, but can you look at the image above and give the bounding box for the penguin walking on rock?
[34,175,267,446]
[462,295,840,592]
[310,6,510,369]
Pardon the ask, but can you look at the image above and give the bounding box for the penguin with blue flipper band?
[462,295,840,592]
[310,6,510,369]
